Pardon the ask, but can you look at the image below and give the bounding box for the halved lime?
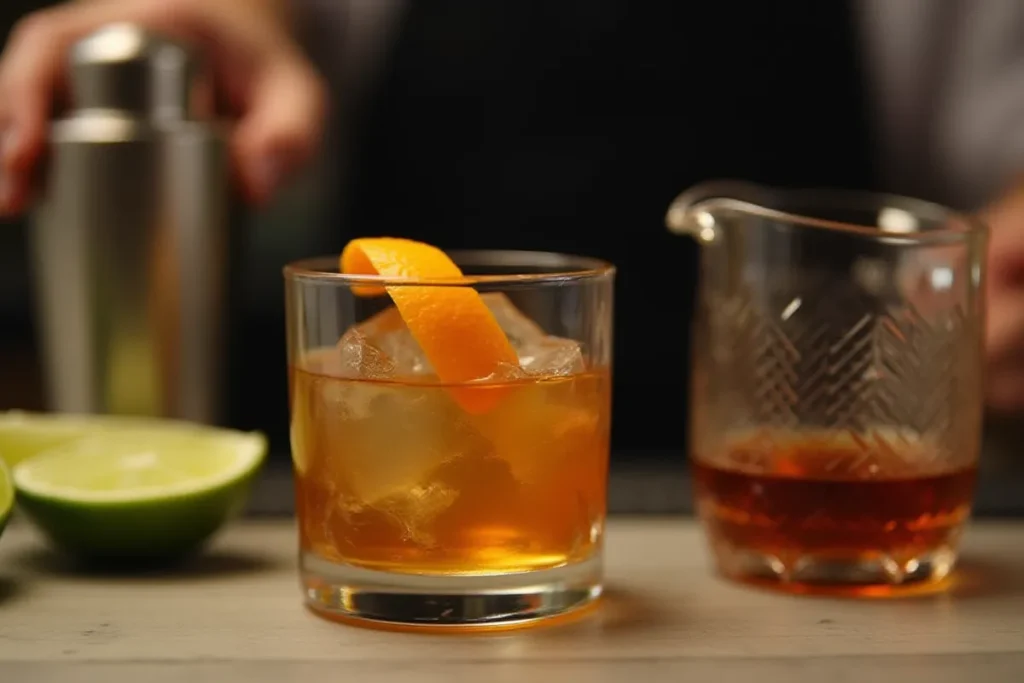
[0,459,12,538]
[10,415,266,563]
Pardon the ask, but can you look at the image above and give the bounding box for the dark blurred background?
[2,0,1024,515]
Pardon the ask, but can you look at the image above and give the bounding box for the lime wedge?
[11,416,266,563]
[0,411,94,468]
[0,459,12,537]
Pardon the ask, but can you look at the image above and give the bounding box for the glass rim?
[680,187,988,245]
[283,249,616,287]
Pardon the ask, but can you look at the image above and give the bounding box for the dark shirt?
[339,0,876,457]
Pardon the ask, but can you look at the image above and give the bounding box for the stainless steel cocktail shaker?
[31,23,229,424]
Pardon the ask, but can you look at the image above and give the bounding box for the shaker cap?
[69,23,195,120]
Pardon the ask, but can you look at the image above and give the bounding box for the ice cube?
[517,336,585,375]
[336,328,396,379]
[375,329,434,376]
[370,482,458,546]
[481,292,547,347]
[333,294,584,382]
[338,306,434,377]
[481,293,585,375]
[326,383,487,539]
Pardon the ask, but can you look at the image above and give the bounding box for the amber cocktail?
[285,240,613,628]
[693,431,978,593]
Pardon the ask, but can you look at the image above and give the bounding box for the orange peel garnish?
[340,237,519,413]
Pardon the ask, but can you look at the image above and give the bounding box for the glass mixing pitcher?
[667,181,987,595]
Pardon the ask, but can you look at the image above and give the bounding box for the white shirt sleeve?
[859,0,1024,208]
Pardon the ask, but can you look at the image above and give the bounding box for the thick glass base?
[709,537,961,597]
[301,551,603,630]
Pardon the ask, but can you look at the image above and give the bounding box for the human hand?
[0,0,326,214]
[981,179,1024,412]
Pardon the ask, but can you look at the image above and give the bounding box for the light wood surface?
[1,517,1023,681]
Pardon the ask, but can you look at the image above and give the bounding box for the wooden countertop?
[2,518,1023,681]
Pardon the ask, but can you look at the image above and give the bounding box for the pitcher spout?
[665,180,774,243]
